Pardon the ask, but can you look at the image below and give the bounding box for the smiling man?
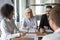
[42,5,60,40]
[39,6,52,33]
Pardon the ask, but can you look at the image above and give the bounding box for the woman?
[0,4,26,40]
[22,8,38,31]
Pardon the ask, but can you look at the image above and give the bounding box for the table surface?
[28,32,46,36]
[11,32,46,40]
[11,38,34,40]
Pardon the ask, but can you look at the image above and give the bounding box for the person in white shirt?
[42,5,60,40]
[0,4,26,40]
[22,8,38,31]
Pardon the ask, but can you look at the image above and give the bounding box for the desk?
[11,38,34,40]
[11,32,46,40]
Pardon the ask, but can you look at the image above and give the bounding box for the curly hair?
[1,4,14,18]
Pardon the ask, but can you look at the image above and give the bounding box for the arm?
[22,19,29,29]
[0,20,20,39]
[23,19,27,27]
[39,15,44,29]
[12,21,20,32]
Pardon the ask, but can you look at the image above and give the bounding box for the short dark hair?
[46,6,52,8]
[49,5,60,27]
[1,4,14,17]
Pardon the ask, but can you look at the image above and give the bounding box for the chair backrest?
[35,15,42,26]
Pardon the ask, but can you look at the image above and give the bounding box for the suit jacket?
[42,28,60,40]
[39,14,50,29]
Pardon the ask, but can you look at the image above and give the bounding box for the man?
[39,6,52,33]
[42,5,60,40]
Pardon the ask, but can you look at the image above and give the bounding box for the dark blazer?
[39,14,50,29]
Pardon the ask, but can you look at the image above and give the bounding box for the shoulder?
[24,18,27,22]
[42,33,60,40]
[1,19,5,23]
[42,14,47,17]
[1,18,10,25]
[0,19,6,27]
[42,14,46,16]
[41,14,47,20]
[21,18,27,23]
[42,33,54,40]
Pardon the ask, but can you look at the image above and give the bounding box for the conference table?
[11,32,46,40]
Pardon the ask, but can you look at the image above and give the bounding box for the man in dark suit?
[39,6,52,33]
[42,5,60,40]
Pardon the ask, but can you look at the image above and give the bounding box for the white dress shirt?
[0,18,20,40]
[42,28,60,40]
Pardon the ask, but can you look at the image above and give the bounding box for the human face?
[46,8,52,16]
[49,18,53,28]
[48,17,55,31]
[25,9,32,19]
[8,11,14,19]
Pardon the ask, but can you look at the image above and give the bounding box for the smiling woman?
[0,4,26,40]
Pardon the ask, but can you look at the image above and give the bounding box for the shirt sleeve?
[0,20,20,39]
[23,19,27,27]
[12,20,20,33]
[6,33,20,39]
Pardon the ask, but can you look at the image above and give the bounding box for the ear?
[49,19,54,28]
[51,20,54,25]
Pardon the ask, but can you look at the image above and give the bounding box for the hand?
[23,26,29,30]
[33,26,38,29]
[20,32,26,36]
[44,26,48,30]
[40,28,45,34]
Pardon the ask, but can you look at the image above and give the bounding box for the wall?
[0,0,13,9]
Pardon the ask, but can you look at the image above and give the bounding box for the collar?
[4,18,12,22]
[54,28,60,33]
